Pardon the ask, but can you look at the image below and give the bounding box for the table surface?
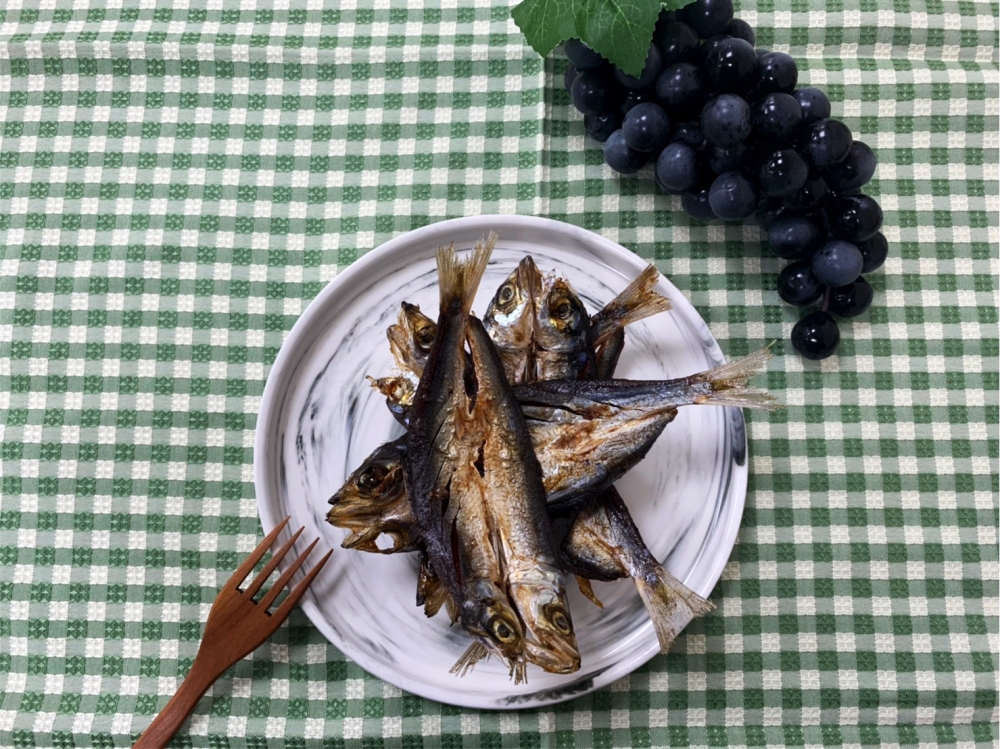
[0,0,997,747]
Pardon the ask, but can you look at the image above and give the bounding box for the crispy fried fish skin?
[467,316,581,675]
[483,257,543,385]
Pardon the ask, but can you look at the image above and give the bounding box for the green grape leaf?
[511,0,682,77]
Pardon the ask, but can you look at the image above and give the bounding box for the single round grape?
[726,18,756,46]
[784,174,831,213]
[791,311,840,360]
[700,94,752,147]
[793,87,831,127]
[803,118,853,168]
[564,65,578,92]
[777,260,824,305]
[767,215,825,259]
[755,198,786,229]
[585,111,623,143]
[621,88,656,115]
[826,195,884,242]
[623,102,672,152]
[752,92,802,141]
[615,44,663,90]
[823,141,877,191]
[829,277,874,318]
[603,129,649,174]
[655,62,707,115]
[565,38,605,70]
[705,37,757,93]
[656,142,700,192]
[858,232,888,273]
[571,68,621,116]
[706,142,747,174]
[812,239,864,287]
[697,34,731,68]
[671,121,705,148]
[654,21,700,65]
[708,171,758,221]
[681,185,717,221]
[755,51,798,95]
[758,149,809,197]
[683,0,734,38]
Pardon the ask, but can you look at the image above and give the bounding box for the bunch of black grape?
[563,0,887,360]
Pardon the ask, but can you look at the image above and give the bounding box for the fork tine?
[271,548,333,621]
[223,517,291,594]
[242,526,305,600]
[257,537,320,611]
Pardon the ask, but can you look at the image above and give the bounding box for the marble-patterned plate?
[254,215,747,709]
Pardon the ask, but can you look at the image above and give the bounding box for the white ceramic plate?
[254,215,747,709]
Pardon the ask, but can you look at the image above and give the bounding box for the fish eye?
[552,299,575,321]
[497,283,516,306]
[357,466,386,495]
[415,325,435,350]
[491,618,517,643]
[548,607,572,635]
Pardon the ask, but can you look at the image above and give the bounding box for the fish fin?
[591,265,672,347]
[687,347,781,410]
[511,659,528,685]
[575,575,604,608]
[436,232,497,315]
[450,640,490,677]
[634,566,715,654]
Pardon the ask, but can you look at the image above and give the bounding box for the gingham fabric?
[0,0,996,747]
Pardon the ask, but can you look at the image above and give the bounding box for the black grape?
[585,112,623,143]
[823,141,877,191]
[697,34,731,67]
[791,311,840,360]
[758,149,809,197]
[793,87,831,127]
[755,51,798,95]
[655,21,700,65]
[615,45,664,90]
[622,102,672,152]
[829,277,874,318]
[701,94,751,147]
[565,39,605,70]
[671,121,705,148]
[706,143,747,174]
[655,62,707,115]
[564,65,578,92]
[784,174,831,213]
[708,171,758,221]
[621,88,656,116]
[777,260,824,305]
[683,0,734,38]
[803,118,853,168]
[571,68,622,116]
[752,93,803,141]
[603,129,649,174]
[755,47,771,59]
[858,232,888,273]
[755,198,787,229]
[704,37,757,93]
[812,239,863,287]
[726,18,756,46]
[826,195,884,242]
[767,215,825,259]
[656,142,700,192]
[681,186,717,221]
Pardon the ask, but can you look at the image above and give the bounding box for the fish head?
[460,581,525,664]
[510,581,581,674]
[326,440,413,553]
[483,256,542,349]
[535,275,589,352]
[389,302,437,376]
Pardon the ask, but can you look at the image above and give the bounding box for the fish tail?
[591,265,672,347]
[449,640,491,677]
[634,566,715,654]
[436,232,497,315]
[686,347,780,410]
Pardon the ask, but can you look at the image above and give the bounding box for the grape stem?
[821,287,832,313]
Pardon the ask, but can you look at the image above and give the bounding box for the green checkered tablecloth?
[0,0,997,746]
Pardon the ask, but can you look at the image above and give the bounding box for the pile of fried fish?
[326,232,776,682]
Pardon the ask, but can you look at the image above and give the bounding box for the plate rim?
[254,214,748,709]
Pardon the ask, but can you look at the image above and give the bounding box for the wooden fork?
[133,518,332,749]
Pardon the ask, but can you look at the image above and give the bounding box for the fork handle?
[133,658,222,749]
